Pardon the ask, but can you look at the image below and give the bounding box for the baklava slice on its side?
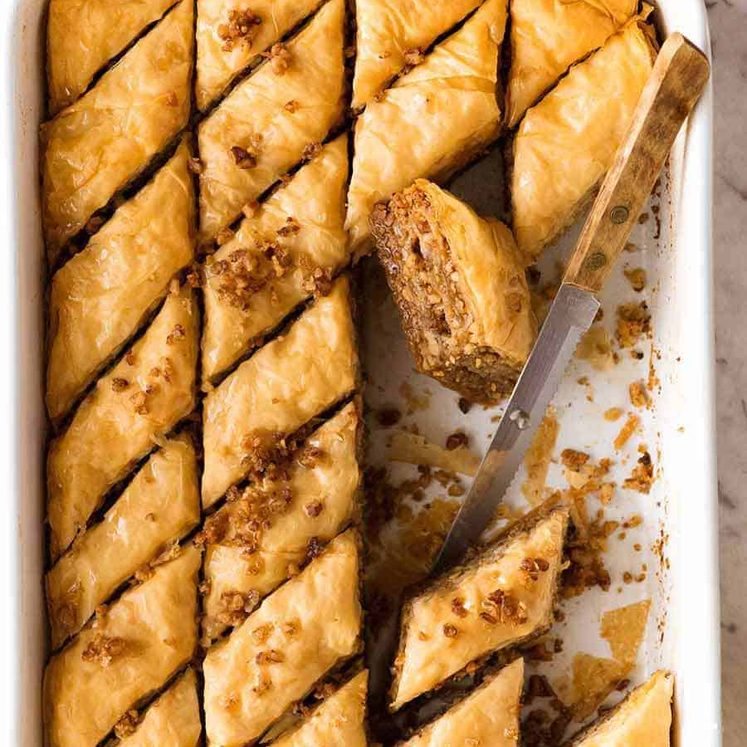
[346,0,506,255]
[44,546,201,747]
[399,658,524,746]
[203,530,363,747]
[46,140,195,422]
[371,180,536,404]
[41,0,193,260]
[505,0,639,127]
[202,276,358,507]
[202,134,349,381]
[511,18,656,263]
[390,503,569,711]
[198,0,345,242]
[47,286,198,560]
[201,402,362,641]
[570,671,673,746]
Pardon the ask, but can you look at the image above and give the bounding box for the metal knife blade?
[432,283,599,574]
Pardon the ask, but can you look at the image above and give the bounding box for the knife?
[433,32,711,574]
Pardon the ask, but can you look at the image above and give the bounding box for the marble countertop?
[710,0,747,743]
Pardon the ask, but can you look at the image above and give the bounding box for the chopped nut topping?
[113,710,140,739]
[277,216,301,236]
[450,597,468,618]
[263,43,291,74]
[252,674,273,695]
[445,431,468,450]
[304,500,324,518]
[251,623,274,644]
[129,390,149,415]
[81,634,127,667]
[520,557,550,581]
[403,47,425,66]
[84,215,104,234]
[305,536,324,562]
[442,623,459,638]
[216,590,260,628]
[284,99,300,113]
[485,589,528,625]
[302,142,323,161]
[218,8,262,52]
[111,377,129,392]
[166,324,186,345]
[255,648,284,665]
[188,156,203,174]
[230,145,257,169]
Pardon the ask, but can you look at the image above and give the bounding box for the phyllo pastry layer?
[273,669,368,747]
[511,19,656,262]
[390,503,569,710]
[116,668,202,747]
[202,134,349,380]
[44,547,201,747]
[41,0,193,260]
[196,0,325,110]
[203,530,362,747]
[400,658,524,746]
[47,435,200,648]
[571,671,673,746]
[46,140,195,422]
[352,0,482,108]
[505,0,639,127]
[47,286,199,560]
[47,0,177,115]
[202,403,361,641]
[198,0,345,242]
[371,179,536,404]
[345,0,506,255]
[202,275,358,507]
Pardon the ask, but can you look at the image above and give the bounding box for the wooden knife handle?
[563,33,710,294]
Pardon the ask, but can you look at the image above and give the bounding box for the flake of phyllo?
[201,402,361,642]
[203,529,363,747]
[202,275,358,507]
[272,669,368,746]
[114,668,202,746]
[46,140,195,423]
[390,503,570,711]
[352,0,483,109]
[371,180,536,405]
[202,134,349,381]
[41,0,193,262]
[47,0,178,114]
[511,17,656,263]
[196,0,327,111]
[197,0,345,242]
[46,435,200,648]
[505,0,640,128]
[345,0,507,256]
[44,546,201,747]
[570,671,673,747]
[47,285,199,560]
[399,658,524,746]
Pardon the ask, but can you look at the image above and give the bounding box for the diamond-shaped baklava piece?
[511,19,656,262]
[44,547,201,747]
[345,0,506,255]
[202,134,349,380]
[41,0,193,260]
[203,530,362,747]
[202,275,358,507]
[47,286,198,559]
[46,140,195,421]
[371,180,536,404]
[198,0,344,242]
[390,503,569,710]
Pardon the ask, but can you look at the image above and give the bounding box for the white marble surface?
[710,0,747,743]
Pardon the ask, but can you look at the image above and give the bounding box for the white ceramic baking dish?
[0,0,716,744]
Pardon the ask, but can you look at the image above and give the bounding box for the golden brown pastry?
[345,0,506,255]
[570,671,673,746]
[47,435,200,648]
[202,276,358,507]
[273,670,368,747]
[203,530,362,747]
[46,140,195,422]
[400,658,524,746]
[202,403,361,641]
[505,0,639,127]
[390,503,569,710]
[511,19,656,262]
[371,179,536,404]
[115,668,202,746]
[198,0,345,241]
[202,134,349,380]
[196,0,325,110]
[44,546,201,747]
[47,286,199,560]
[41,0,193,261]
[46,0,177,114]
[352,0,482,108]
